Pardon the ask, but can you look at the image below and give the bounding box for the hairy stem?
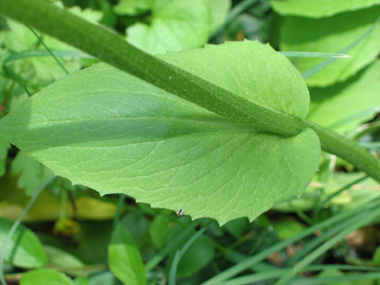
[0,0,379,182]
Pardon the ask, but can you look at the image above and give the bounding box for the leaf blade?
[0,53,320,223]
[108,224,146,285]
[0,218,47,269]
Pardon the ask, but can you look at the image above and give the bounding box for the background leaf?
[108,224,146,285]
[0,173,118,222]
[273,220,306,240]
[113,0,153,15]
[223,217,249,239]
[269,0,380,18]
[4,20,81,89]
[176,235,214,278]
[44,245,85,276]
[0,217,47,268]
[148,214,170,249]
[20,268,73,285]
[208,0,231,33]
[280,5,380,87]
[126,0,212,54]
[0,41,320,224]
[11,151,54,196]
[307,60,380,132]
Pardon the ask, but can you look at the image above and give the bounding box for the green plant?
[0,0,380,284]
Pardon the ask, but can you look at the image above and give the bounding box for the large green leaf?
[307,60,380,132]
[0,218,47,268]
[126,0,212,54]
[269,0,380,18]
[0,41,320,224]
[108,224,146,285]
[280,5,380,87]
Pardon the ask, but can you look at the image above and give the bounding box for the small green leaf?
[0,41,320,224]
[273,220,306,240]
[208,0,231,32]
[0,218,47,268]
[373,246,380,266]
[44,245,84,277]
[149,214,170,249]
[108,224,146,285]
[74,277,89,285]
[63,5,103,23]
[280,6,380,87]
[176,235,214,278]
[122,213,149,244]
[113,0,153,15]
[223,217,249,239]
[126,0,212,54]
[87,271,118,285]
[269,0,380,18]
[307,60,380,132]
[20,268,73,285]
[316,269,350,285]
[11,151,54,196]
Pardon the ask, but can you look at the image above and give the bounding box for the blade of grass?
[328,106,380,131]
[291,272,380,285]
[202,197,380,284]
[113,194,125,228]
[312,174,369,221]
[2,63,31,97]
[2,33,80,98]
[286,201,313,225]
[145,219,202,272]
[4,49,94,63]
[0,176,57,285]
[280,51,351,58]
[223,265,380,285]
[168,221,211,285]
[26,26,69,75]
[290,195,373,265]
[359,141,380,151]
[276,204,380,284]
[302,17,380,79]
[354,121,380,140]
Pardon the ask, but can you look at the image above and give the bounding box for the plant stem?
[303,120,380,182]
[0,0,379,183]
